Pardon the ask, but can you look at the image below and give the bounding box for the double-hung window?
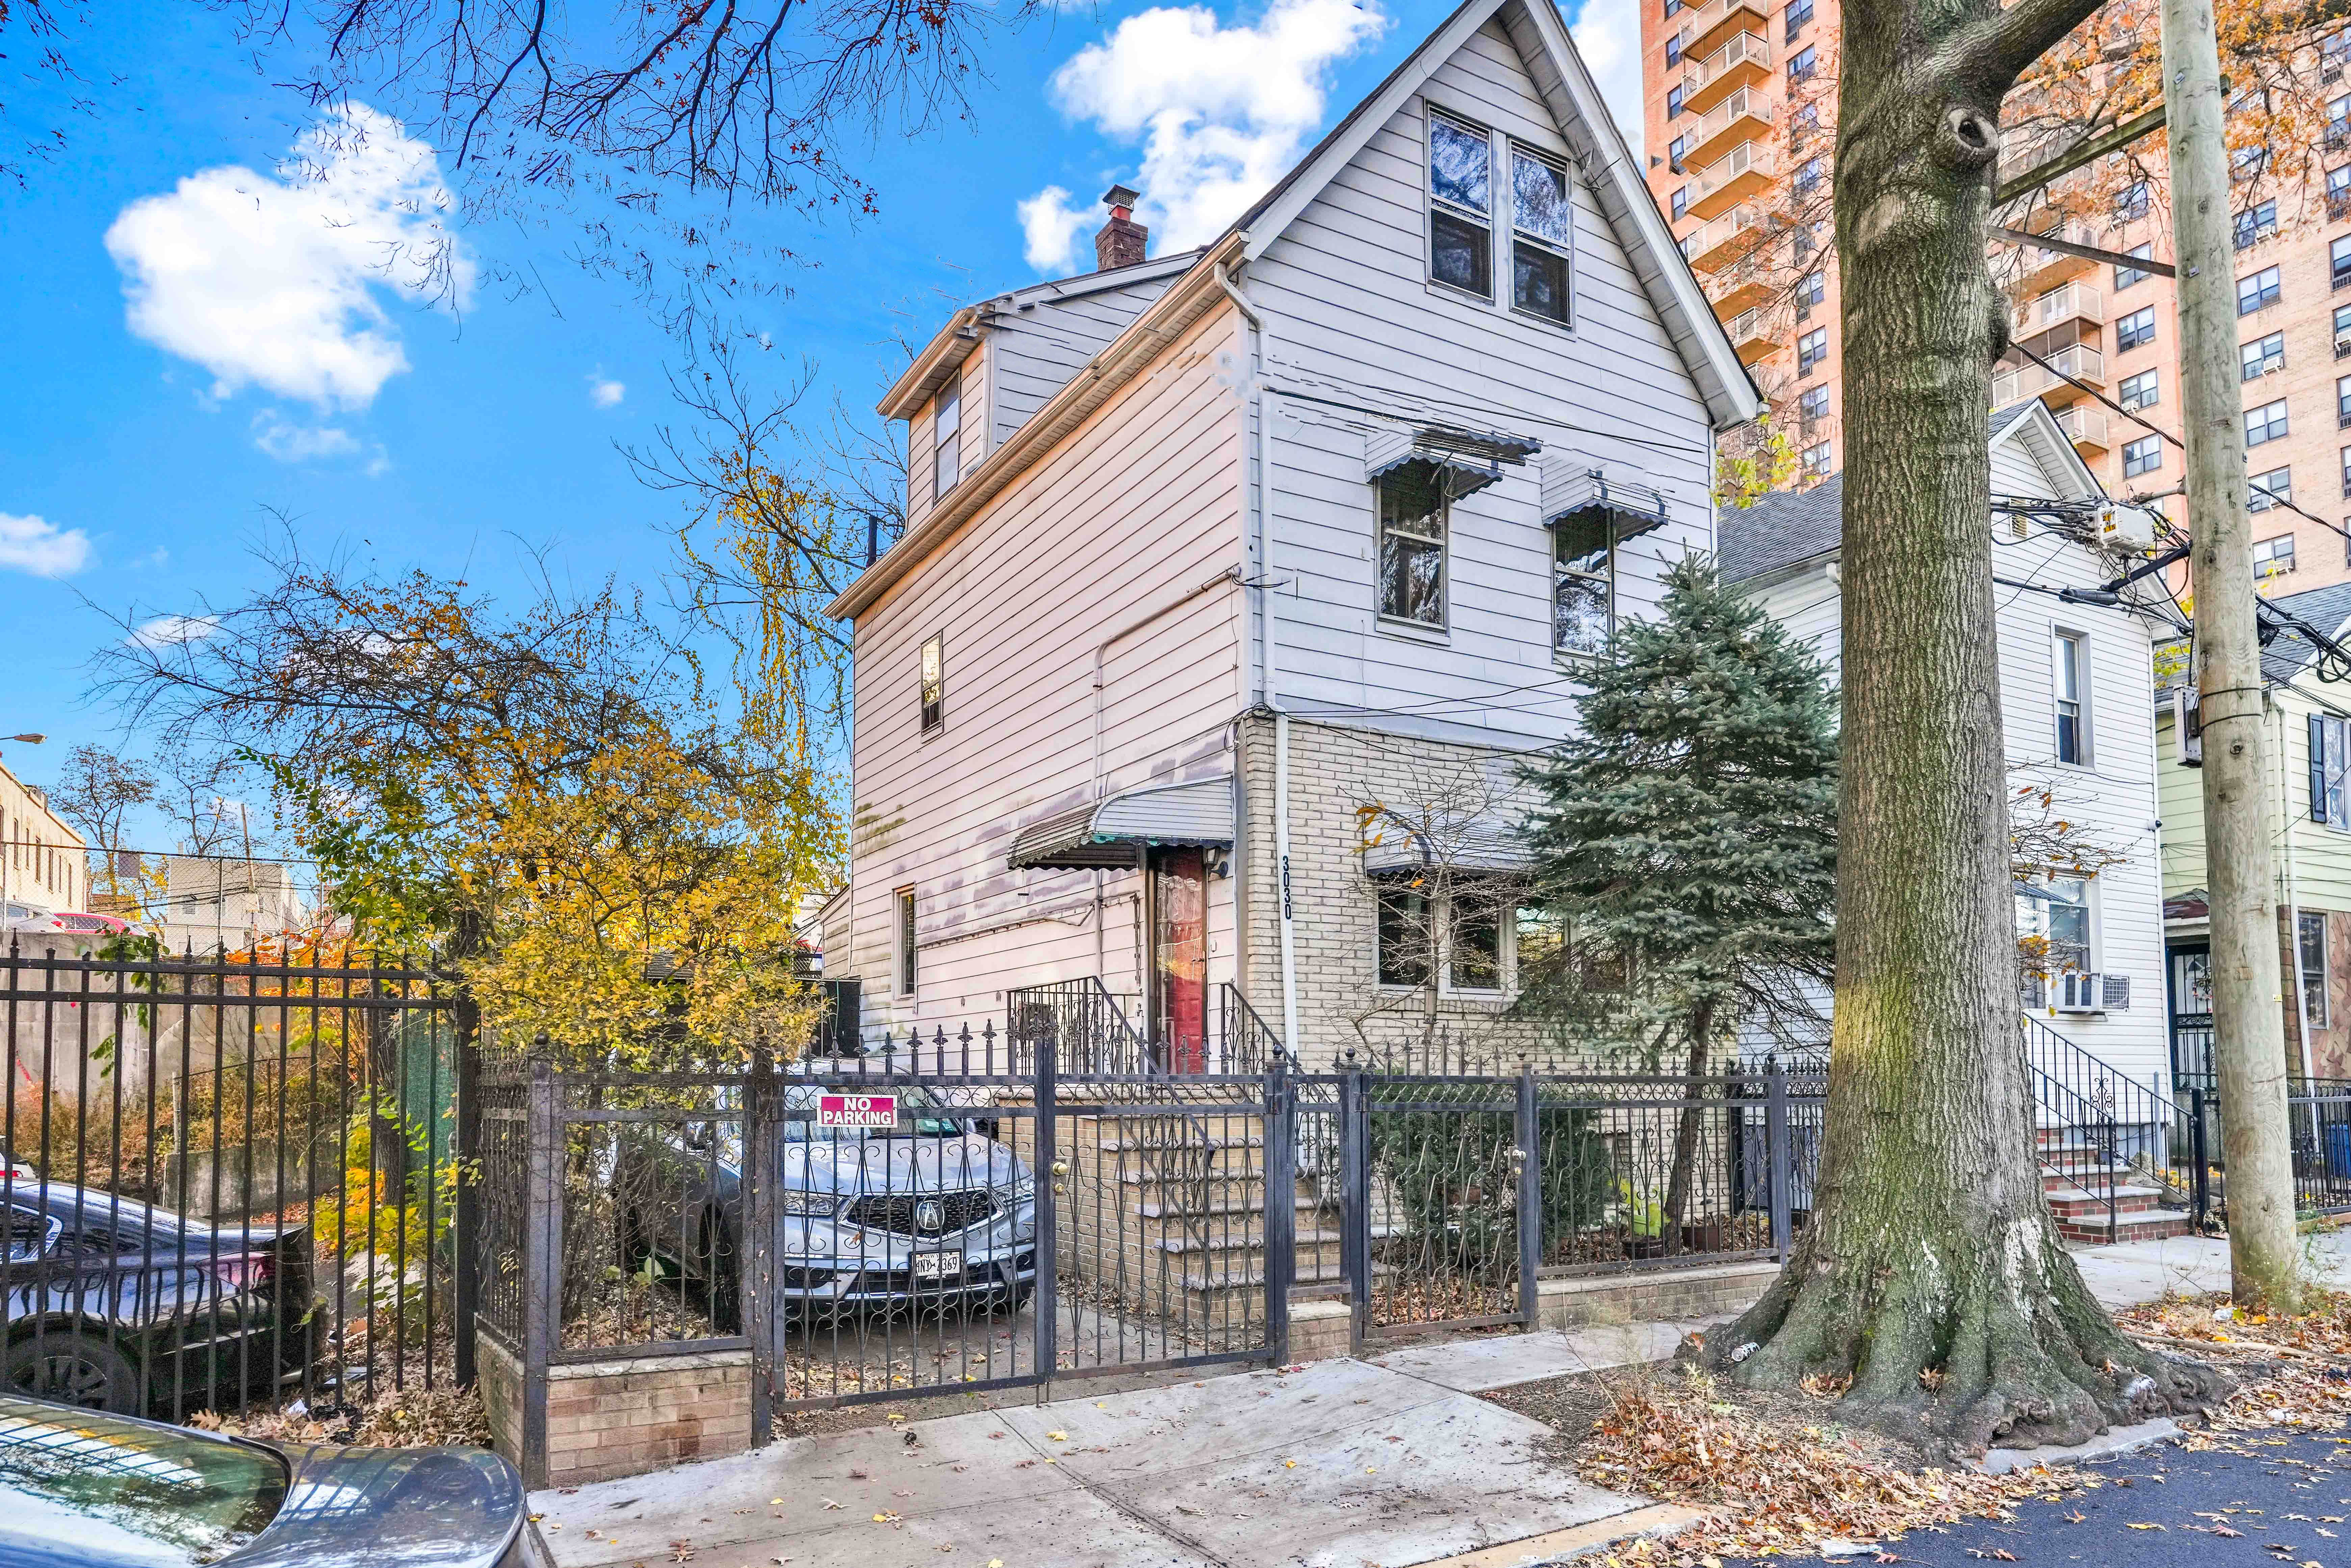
[2114,181,2151,220]
[1798,326,1829,373]
[2243,332,2285,380]
[2334,165,2351,210]
[1671,185,1689,220]
[931,378,962,500]
[2016,877,2093,1002]
[1800,441,1832,484]
[2117,306,2156,351]
[1376,468,1447,629]
[2338,374,2351,427]
[2240,265,2282,314]
[1553,509,1611,658]
[893,887,919,997]
[920,633,945,733]
[1797,269,1825,314]
[1785,0,1814,35]
[2114,243,2154,290]
[2302,913,2332,1027]
[2055,631,2088,765]
[2119,369,2159,411]
[2235,200,2278,248]
[1509,145,1574,325]
[1667,84,1685,118]
[1428,111,1494,299]
[1376,887,1432,987]
[1798,384,1831,422]
[2341,447,2351,499]
[2311,712,2351,828]
[2250,474,2294,518]
[2335,235,2351,291]
[1792,156,1825,196]
[1788,44,1816,82]
[2247,397,2290,446]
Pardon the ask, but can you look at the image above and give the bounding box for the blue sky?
[0,0,1637,862]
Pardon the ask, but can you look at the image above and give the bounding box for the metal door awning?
[1007,776,1236,870]
[1362,815,1534,876]
[1542,462,1672,541]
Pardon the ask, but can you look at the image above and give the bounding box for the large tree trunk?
[1707,0,2223,1454]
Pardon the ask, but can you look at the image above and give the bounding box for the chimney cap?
[1102,183,1141,213]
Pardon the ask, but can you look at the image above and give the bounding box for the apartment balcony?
[2014,220,2102,294]
[1688,138,1773,219]
[1676,0,1773,60]
[1684,203,1768,274]
[1708,269,1775,316]
[2051,403,2111,456]
[1991,344,2107,406]
[1686,84,1777,170]
[1683,29,1772,115]
[2013,281,2104,351]
[1724,304,1782,364]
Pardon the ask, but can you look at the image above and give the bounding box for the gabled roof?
[1229,0,1757,430]
[1720,402,2099,588]
[833,0,1756,623]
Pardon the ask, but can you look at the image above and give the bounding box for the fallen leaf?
[2126,1522,2166,1531]
[1047,1431,1067,1442]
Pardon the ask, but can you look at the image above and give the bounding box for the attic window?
[932,376,962,501]
[1510,147,1573,326]
[1428,111,1493,300]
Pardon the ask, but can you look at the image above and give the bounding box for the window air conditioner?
[2055,971,2104,1014]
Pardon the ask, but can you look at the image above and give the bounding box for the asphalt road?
[1811,1432,2351,1567]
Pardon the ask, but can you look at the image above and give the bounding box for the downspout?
[2282,697,2317,1079]
[1214,258,1299,1053]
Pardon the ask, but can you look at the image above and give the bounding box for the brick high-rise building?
[1641,2,2351,591]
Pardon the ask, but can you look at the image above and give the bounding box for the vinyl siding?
[987,275,1182,447]
[845,304,1246,1036]
[1247,16,1716,749]
[1745,420,2169,1091]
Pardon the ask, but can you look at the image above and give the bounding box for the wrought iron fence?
[0,938,457,1422]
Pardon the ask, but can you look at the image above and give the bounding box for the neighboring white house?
[823,0,1758,1065]
[1720,401,2172,1097]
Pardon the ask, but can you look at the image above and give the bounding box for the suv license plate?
[912,1252,962,1280]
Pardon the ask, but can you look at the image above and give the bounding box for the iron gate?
[0,938,458,1422]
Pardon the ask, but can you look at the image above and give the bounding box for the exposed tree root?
[1707,1212,2229,1460]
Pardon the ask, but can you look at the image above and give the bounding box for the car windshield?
[0,1397,288,1567]
[782,1084,968,1141]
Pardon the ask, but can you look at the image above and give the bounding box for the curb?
[1398,1503,1715,1567]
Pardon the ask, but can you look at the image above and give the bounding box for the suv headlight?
[781,1190,840,1217]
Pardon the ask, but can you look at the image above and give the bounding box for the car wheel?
[4,1330,141,1413]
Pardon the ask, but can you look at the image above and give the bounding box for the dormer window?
[932,376,962,501]
[1428,110,1493,300]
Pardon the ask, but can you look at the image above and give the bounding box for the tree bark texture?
[1708,0,2223,1453]
[2164,0,2306,1314]
[1662,1002,1716,1236]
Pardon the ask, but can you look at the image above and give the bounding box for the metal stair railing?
[2020,1013,2185,1226]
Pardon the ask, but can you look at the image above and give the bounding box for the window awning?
[1362,815,1534,876]
[1366,425,1542,501]
[1542,462,1672,541]
[1007,776,1236,871]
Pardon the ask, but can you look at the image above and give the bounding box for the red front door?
[1150,846,1207,1073]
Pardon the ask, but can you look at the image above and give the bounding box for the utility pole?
[2162,0,2303,1310]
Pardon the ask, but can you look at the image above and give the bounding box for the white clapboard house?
[1722,402,2179,1239]
[819,0,1758,1066]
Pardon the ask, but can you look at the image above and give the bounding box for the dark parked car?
[620,1081,1037,1331]
[0,1393,524,1567]
[1,1180,313,1418]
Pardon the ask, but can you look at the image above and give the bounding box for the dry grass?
[190,1379,488,1449]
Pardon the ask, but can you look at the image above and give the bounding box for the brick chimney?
[1094,184,1147,271]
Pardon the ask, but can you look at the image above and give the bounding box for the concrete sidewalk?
[526,1230,2351,1568]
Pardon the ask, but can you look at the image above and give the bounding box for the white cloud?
[1018,185,1095,273]
[0,513,92,577]
[589,375,626,409]
[1568,0,1643,164]
[128,614,222,651]
[1028,0,1388,268]
[251,414,362,462]
[105,103,472,410]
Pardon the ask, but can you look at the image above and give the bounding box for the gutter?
[877,306,983,420]
[829,231,1250,623]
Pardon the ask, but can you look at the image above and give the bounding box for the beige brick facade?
[1238,713,1579,1068]
[479,1329,753,1488]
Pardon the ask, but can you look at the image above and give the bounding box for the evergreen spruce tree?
[1522,554,1839,1233]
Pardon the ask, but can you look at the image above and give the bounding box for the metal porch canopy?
[1007,775,1236,870]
